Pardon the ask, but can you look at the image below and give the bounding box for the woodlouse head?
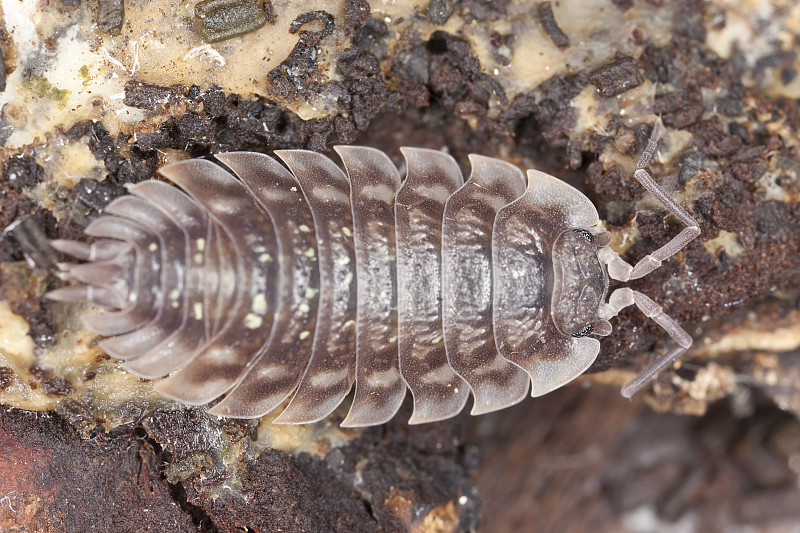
[551,228,613,338]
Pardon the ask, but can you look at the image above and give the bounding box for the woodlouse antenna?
[599,120,701,397]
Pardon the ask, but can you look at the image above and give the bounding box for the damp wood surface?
[1,0,799,531]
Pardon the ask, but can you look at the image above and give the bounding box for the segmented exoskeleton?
[50,121,700,426]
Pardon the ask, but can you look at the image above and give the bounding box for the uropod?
[49,121,700,426]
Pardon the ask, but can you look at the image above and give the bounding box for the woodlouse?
[49,121,700,426]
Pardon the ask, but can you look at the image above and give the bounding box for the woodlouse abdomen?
[50,124,699,426]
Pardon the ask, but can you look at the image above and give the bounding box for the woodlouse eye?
[571,323,594,338]
[573,228,593,243]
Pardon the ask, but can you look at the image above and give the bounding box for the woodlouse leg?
[599,287,693,398]
[627,119,701,280]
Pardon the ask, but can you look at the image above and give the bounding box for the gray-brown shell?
[50,147,614,426]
